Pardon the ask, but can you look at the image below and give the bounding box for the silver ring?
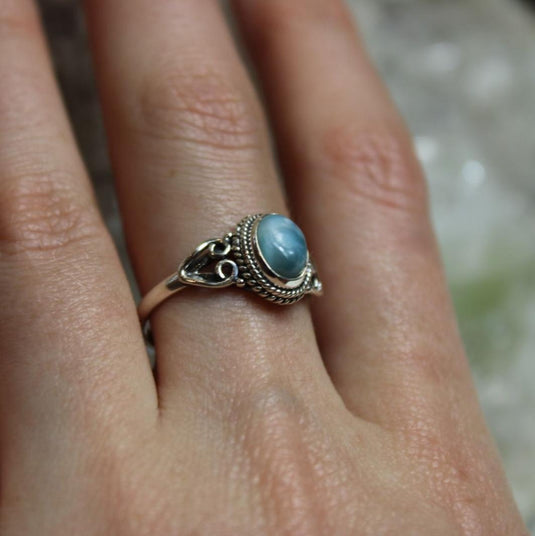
[138,213,322,338]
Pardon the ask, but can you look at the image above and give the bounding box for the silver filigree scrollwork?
[171,235,239,291]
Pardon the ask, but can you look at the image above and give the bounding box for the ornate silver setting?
[231,214,322,305]
[171,214,322,305]
[139,213,322,340]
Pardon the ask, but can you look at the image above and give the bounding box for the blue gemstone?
[256,214,308,280]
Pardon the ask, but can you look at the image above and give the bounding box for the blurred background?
[40,0,534,530]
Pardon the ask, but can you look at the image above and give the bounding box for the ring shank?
[138,273,186,331]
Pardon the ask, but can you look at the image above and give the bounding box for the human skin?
[0,0,529,534]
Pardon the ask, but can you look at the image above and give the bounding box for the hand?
[0,1,527,534]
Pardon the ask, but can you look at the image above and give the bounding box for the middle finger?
[83,0,326,410]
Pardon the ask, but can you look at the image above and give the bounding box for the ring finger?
[83,0,329,412]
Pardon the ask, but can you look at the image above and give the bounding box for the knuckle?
[139,65,263,153]
[233,385,339,530]
[241,383,306,432]
[319,124,428,213]
[237,383,309,453]
[0,170,103,257]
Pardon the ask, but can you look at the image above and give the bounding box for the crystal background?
[40,0,535,530]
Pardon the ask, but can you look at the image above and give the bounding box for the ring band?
[138,213,322,337]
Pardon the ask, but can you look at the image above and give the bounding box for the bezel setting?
[231,214,322,305]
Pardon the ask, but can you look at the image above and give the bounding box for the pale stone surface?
[256,215,308,280]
